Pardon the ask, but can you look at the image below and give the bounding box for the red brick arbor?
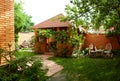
[32,14,72,56]
[0,0,14,64]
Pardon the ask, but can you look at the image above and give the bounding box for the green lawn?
[49,57,120,81]
[15,51,35,59]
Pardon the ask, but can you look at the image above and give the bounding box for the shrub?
[112,49,120,56]
[36,29,84,57]
[72,48,89,58]
[0,57,48,81]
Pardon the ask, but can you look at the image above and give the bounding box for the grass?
[14,51,35,59]
[49,57,120,81]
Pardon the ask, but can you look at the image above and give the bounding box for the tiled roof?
[32,14,70,29]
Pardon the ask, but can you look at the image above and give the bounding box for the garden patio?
[0,0,120,81]
[31,13,120,58]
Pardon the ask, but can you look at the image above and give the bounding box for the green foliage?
[37,29,53,39]
[37,29,84,57]
[70,29,84,46]
[65,0,90,29]
[65,0,120,46]
[49,57,120,81]
[72,48,89,58]
[0,57,48,81]
[66,0,120,30]
[112,49,120,57]
[37,29,84,46]
[50,30,73,57]
[15,34,19,44]
[52,30,70,44]
[14,0,34,43]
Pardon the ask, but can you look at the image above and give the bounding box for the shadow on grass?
[49,57,120,81]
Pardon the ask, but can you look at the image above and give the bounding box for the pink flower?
[109,27,114,31]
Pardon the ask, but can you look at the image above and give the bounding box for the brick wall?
[85,34,120,50]
[0,0,14,50]
[0,0,14,63]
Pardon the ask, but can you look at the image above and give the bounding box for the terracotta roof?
[32,14,70,29]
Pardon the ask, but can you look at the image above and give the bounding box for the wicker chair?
[89,43,97,56]
[104,43,113,57]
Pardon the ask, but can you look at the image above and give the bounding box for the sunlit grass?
[49,57,120,81]
[15,51,35,59]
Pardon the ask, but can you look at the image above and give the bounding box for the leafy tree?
[65,0,120,46]
[21,14,34,32]
[14,0,34,43]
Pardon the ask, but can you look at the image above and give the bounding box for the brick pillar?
[0,0,14,64]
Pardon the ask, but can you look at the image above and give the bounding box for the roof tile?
[32,13,70,29]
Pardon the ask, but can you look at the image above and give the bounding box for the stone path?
[41,52,63,76]
[24,51,66,81]
[47,72,66,81]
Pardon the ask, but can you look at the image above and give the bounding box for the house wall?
[85,33,120,50]
[0,0,14,64]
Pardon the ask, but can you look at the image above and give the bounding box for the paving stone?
[47,72,66,81]
[41,53,63,76]
[33,53,66,81]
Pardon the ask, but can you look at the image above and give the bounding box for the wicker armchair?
[104,43,113,57]
[89,43,97,56]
